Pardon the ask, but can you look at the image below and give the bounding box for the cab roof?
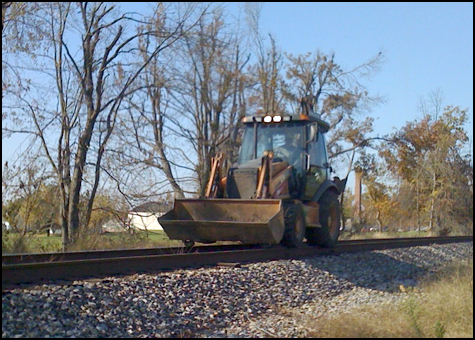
[242,113,330,133]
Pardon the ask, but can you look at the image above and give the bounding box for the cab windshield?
[238,122,306,174]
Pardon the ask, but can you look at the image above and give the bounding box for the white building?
[128,202,170,232]
[2,220,11,231]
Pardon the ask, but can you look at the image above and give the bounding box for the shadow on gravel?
[304,245,462,292]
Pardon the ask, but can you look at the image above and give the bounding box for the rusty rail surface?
[2,244,260,265]
[2,236,472,288]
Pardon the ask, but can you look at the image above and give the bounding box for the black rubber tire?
[281,204,306,248]
[306,191,340,248]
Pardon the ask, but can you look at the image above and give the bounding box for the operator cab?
[238,121,307,175]
[238,114,330,173]
[230,113,331,200]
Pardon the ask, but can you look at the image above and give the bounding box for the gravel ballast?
[2,242,473,338]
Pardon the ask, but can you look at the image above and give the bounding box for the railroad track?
[2,236,472,288]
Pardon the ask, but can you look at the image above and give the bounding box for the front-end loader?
[159,112,345,248]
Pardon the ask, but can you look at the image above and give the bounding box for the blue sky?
[2,2,473,177]
[250,2,473,138]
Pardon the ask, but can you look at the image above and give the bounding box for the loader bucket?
[159,199,285,245]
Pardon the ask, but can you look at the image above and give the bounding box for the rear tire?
[281,204,306,248]
[306,191,340,248]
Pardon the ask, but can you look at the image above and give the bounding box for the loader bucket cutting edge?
[159,199,285,244]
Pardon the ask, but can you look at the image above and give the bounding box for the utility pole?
[354,170,362,222]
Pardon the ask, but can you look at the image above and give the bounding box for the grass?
[2,229,245,254]
[2,232,63,254]
[303,259,473,338]
[2,230,183,254]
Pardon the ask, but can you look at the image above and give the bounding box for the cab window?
[308,131,328,169]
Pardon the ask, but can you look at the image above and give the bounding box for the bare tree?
[2,2,44,115]
[2,2,11,32]
[2,2,202,249]
[245,3,286,115]
[115,4,197,200]
[284,51,385,156]
[163,6,251,195]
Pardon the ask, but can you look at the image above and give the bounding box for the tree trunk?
[67,121,95,243]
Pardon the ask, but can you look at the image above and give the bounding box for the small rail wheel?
[183,240,195,248]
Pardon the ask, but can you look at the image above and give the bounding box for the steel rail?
[2,244,262,265]
[3,236,468,265]
[2,236,472,288]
